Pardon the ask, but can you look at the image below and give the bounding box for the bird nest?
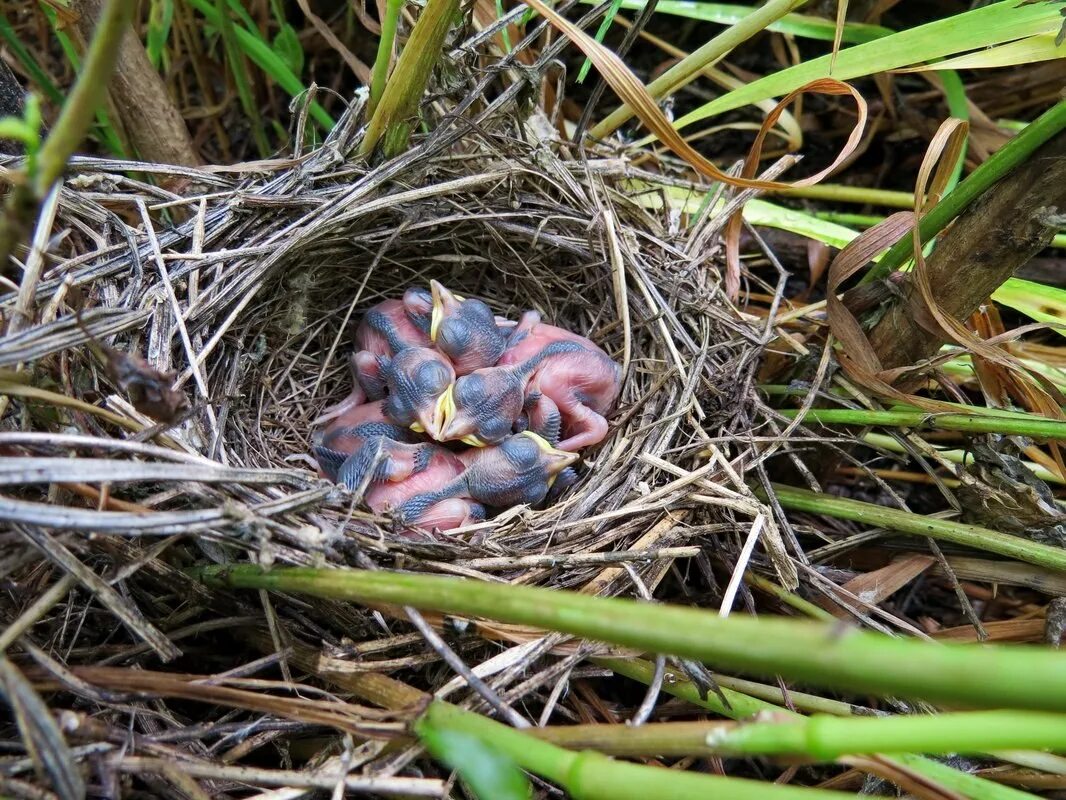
[0,52,802,795]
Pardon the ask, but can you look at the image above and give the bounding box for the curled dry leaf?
[521,0,867,193]
[103,347,190,425]
[723,78,868,300]
[75,314,190,424]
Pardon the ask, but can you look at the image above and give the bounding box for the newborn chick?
[438,311,621,451]
[311,399,428,490]
[396,432,578,525]
[428,280,511,375]
[315,290,434,425]
[367,444,485,534]
[355,346,456,440]
[352,291,434,399]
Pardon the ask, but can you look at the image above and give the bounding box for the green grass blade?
[0,14,63,105]
[198,564,1066,711]
[577,0,626,83]
[579,0,892,42]
[590,0,808,139]
[991,278,1066,338]
[212,0,271,157]
[665,0,1063,137]
[146,0,175,69]
[185,0,335,130]
[906,32,1065,71]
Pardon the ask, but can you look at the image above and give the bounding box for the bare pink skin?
[366,446,481,533]
[499,311,621,451]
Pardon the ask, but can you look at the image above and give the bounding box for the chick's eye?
[418,362,449,393]
[504,436,539,465]
[455,375,481,406]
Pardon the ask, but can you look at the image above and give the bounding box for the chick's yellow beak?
[429,280,466,341]
[522,431,580,485]
[430,282,445,341]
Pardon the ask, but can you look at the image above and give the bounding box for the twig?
[403,607,530,729]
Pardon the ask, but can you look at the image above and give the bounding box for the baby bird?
[352,292,434,399]
[428,280,511,375]
[355,346,455,440]
[438,310,621,451]
[366,445,485,534]
[311,399,428,490]
[395,432,578,525]
[314,291,434,425]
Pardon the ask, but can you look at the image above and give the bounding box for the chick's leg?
[553,396,608,451]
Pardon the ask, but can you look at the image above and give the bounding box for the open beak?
[522,431,580,484]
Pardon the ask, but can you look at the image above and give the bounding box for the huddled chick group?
[311,281,622,535]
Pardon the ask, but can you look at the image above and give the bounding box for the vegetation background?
[0,0,1065,798]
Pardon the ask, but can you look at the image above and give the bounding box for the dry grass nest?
[0,50,809,794]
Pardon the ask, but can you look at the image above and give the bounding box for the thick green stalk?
[368,0,405,116]
[198,565,1066,711]
[777,408,1066,439]
[588,0,807,140]
[764,483,1066,572]
[421,702,852,800]
[709,711,1066,759]
[0,0,134,277]
[862,98,1066,284]
[359,0,458,157]
[602,659,1042,800]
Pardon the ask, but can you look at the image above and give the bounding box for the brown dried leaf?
[521,0,866,193]
[102,346,190,425]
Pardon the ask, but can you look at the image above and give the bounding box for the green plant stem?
[420,702,853,800]
[862,98,1066,284]
[774,184,913,207]
[213,0,270,157]
[861,432,1064,486]
[368,0,405,116]
[708,711,1066,758]
[198,564,1066,711]
[0,0,135,278]
[745,571,838,621]
[359,0,459,157]
[604,658,1042,800]
[764,483,1066,572]
[595,656,860,717]
[588,0,807,140]
[777,408,1066,439]
[32,0,134,193]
